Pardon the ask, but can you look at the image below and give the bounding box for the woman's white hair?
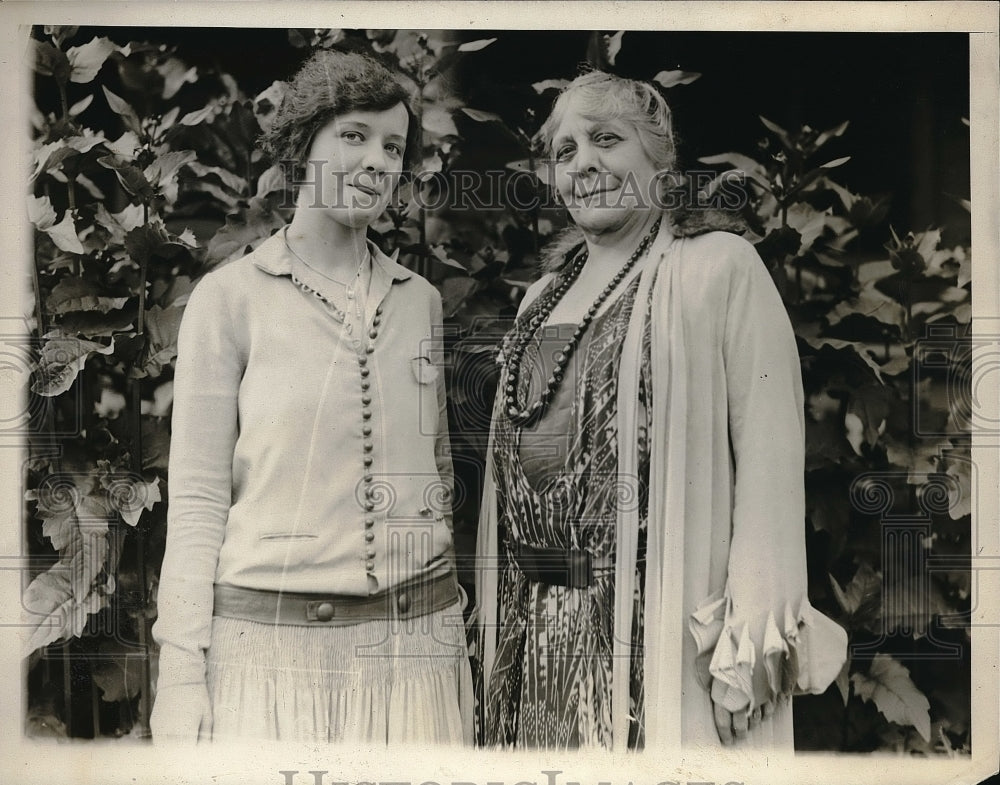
[536,70,677,172]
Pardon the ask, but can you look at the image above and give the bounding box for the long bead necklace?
[499,217,661,427]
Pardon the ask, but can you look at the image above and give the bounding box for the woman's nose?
[573,141,600,174]
[361,142,388,173]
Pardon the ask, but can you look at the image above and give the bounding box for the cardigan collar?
[250,226,413,282]
[250,227,412,315]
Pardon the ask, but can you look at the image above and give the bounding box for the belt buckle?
[565,549,592,590]
[306,599,337,623]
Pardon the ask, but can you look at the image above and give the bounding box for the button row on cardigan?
[359,309,382,577]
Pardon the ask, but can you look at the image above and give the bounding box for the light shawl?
[475,227,847,750]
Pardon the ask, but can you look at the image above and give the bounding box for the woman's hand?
[150,682,213,743]
[712,698,774,745]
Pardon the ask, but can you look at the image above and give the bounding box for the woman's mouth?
[351,182,381,197]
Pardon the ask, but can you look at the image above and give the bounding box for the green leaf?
[800,335,886,385]
[604,31,625,65]
[422,105,458,138]
[441,276,479,318]
[256,164,286,198]
[32,40,72,83]
[25,474,90,550]
[69,94,94,117]
[32,337,116,397]
[46,277,129,315]
[43,25,80,46]
[833,658,851,706]
[158,57,197,100]
[206,196,286,264]
[66,37,121,84]
[98,154,154,202]
[187,160,248,196]
[124,222,169,267]
[429,245,468,271]
[461,107,504,124]
[697,153,771,191]
[26,194,57,229]
[101,473,161,527]
[532,79,569,94]
[44,211,86,255]
[53,308,134,339]
[140,305,184,377]
[821,155,851,169]
[178,104,216,127]
[102,86,142,136]
[830,562,882,619]
[21,550,110,656]
[846,384,893,452]
[851,654,931,742]
[813,120,850,150]
[141,415,171,469]
[944,457,972,520]
[826,283,907,332]
[90,641,144,702]
[144,150,197,188]
[759,115,793,150]
[103,130,141,160]
[253,80,287,133]
[21,565,76,654]
[881,571,954,636]
[31,133,107,182]
[457,37,497,52]
[652,69,702,88]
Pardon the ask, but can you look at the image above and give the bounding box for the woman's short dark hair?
[261,49,419,178]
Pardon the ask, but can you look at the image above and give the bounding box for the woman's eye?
[594,133,621,146]
[385,143,403,158]
[342,131,364,143]
[554,145,575,163]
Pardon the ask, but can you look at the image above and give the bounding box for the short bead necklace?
[499,216,661,428]
[286,235,371,330]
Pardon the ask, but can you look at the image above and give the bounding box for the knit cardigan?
[475,227,847,750]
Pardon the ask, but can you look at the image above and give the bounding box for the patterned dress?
[485,277,652,749]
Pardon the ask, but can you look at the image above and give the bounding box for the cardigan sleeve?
[152,273,242,693]
[689,236,846,712]
[429,289,456,530]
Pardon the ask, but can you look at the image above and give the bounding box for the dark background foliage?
[25,26,971,753]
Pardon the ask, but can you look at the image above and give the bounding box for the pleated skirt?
[205,601,473,744]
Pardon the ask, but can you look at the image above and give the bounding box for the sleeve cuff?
[155,642,207,691]
[690,588,848,711]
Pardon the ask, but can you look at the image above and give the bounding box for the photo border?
[1,3,997,785]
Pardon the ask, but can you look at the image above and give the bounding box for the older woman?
[475,70,847,750]
[151,50,471,744]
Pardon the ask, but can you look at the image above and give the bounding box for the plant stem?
[58,81,69,122]
[67,177,79,276]
[528,149,539,254]
[129,198,152,736]
[31,251,45,339]
[840,655,853,750]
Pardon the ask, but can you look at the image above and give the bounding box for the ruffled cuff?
[689,589,847,712]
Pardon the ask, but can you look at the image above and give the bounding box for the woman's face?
[550,93,661,235]
[297,102,409,230]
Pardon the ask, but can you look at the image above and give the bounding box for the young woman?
[151,50,471,744]
[475,70,847,750]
